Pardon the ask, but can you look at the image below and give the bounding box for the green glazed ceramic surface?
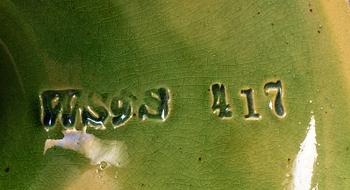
[1,0,349,189]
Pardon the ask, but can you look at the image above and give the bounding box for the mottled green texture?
[0,0,349,189]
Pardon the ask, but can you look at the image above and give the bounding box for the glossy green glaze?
[0,0,349,189]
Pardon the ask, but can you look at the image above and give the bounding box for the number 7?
[264,80,286,118]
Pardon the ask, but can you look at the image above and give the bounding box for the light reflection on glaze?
[291,115,317,190]
[44,129,128,168]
